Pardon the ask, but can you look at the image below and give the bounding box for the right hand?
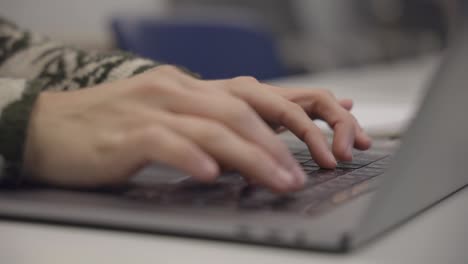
[24,65,368,193]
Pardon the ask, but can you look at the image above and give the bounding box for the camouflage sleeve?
[0,17,161,187]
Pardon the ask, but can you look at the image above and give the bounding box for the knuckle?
[300,121,322,139]
[336,108,353,121]
[195,120,230,142]
[95,131,126,156]
[278,102,303,122]
[223,76,260,93]
[289,102,304,113]
[244,146,268,165]
[343,113,356,125]
[232,76,259,84]
[249,148,278,174]
[131,77,166,96]
[333,113,354,128]
[224,99,255,122]
[268,140,290,161]
[316,89,335,99]
[132,77,181,98]
[105,131,127,146]
[134,125,166,145]
[234,99,253,113]
[151,65,181,75]
[133,82,156,96]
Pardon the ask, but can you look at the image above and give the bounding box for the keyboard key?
[336,162,363,169]
[302,160,319,166]
[293,151,310,157]
[296,157,312,163]
[121,148,392,216]
[303,167,320,174]
[306,169,350,185]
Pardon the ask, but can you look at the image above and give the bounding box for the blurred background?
[0,0,460,80]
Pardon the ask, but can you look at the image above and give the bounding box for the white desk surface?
[2,56,467,264]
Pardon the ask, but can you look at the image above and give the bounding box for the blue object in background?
[111,17,287,80]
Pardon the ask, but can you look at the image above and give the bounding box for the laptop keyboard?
[123,149,392,216]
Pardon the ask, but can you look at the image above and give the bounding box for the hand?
[23,66,371,193]
[205,79,371,164]
[265,85,371,161]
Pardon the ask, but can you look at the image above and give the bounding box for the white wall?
[0,0,169,48]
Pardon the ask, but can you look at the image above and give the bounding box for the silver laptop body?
[0,15,467,254]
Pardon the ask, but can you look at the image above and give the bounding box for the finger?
[290,95,370,150]
[162,89,306,186]
[339,99,354,111]
[285,98,352,120]
[264,86,371,152]
[331,119,356,161]
[161,115,299,193]
[350,115,372,150]
[337,99,371,149]
[215,78,337,169]
[122,124,220,182]
[302,91,372,159]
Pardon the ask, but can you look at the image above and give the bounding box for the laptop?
[0,15,468,254]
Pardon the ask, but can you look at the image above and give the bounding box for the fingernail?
[275,168,296,187]
[292,165,307,186]
[326,151,338,167]
[201,159,218,178]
